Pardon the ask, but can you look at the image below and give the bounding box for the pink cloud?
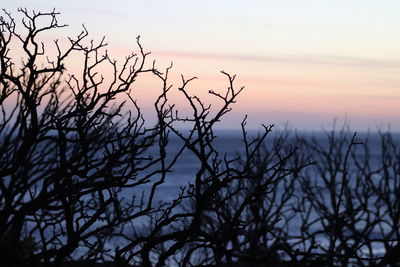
[152,50,400,69]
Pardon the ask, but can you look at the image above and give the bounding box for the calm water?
[113,130,400,261]
[133,130,400,201]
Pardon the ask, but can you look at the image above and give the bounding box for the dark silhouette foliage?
[1,9,400,267]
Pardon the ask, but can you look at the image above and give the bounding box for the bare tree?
[114,95,312,267]
[0,8,176,266]
[292,126,400,266]
[3,8,400,267]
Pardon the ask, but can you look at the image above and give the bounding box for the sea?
[119,129,400,262]
[134,129,400,202]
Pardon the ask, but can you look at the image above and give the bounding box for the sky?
[2,1,400,131]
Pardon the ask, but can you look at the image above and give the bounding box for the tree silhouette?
[0,8,174,265]
[1,8,400,267]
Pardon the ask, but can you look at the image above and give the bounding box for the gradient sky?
[3,1,400,131]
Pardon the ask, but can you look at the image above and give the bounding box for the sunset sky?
[3,1,400,131]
